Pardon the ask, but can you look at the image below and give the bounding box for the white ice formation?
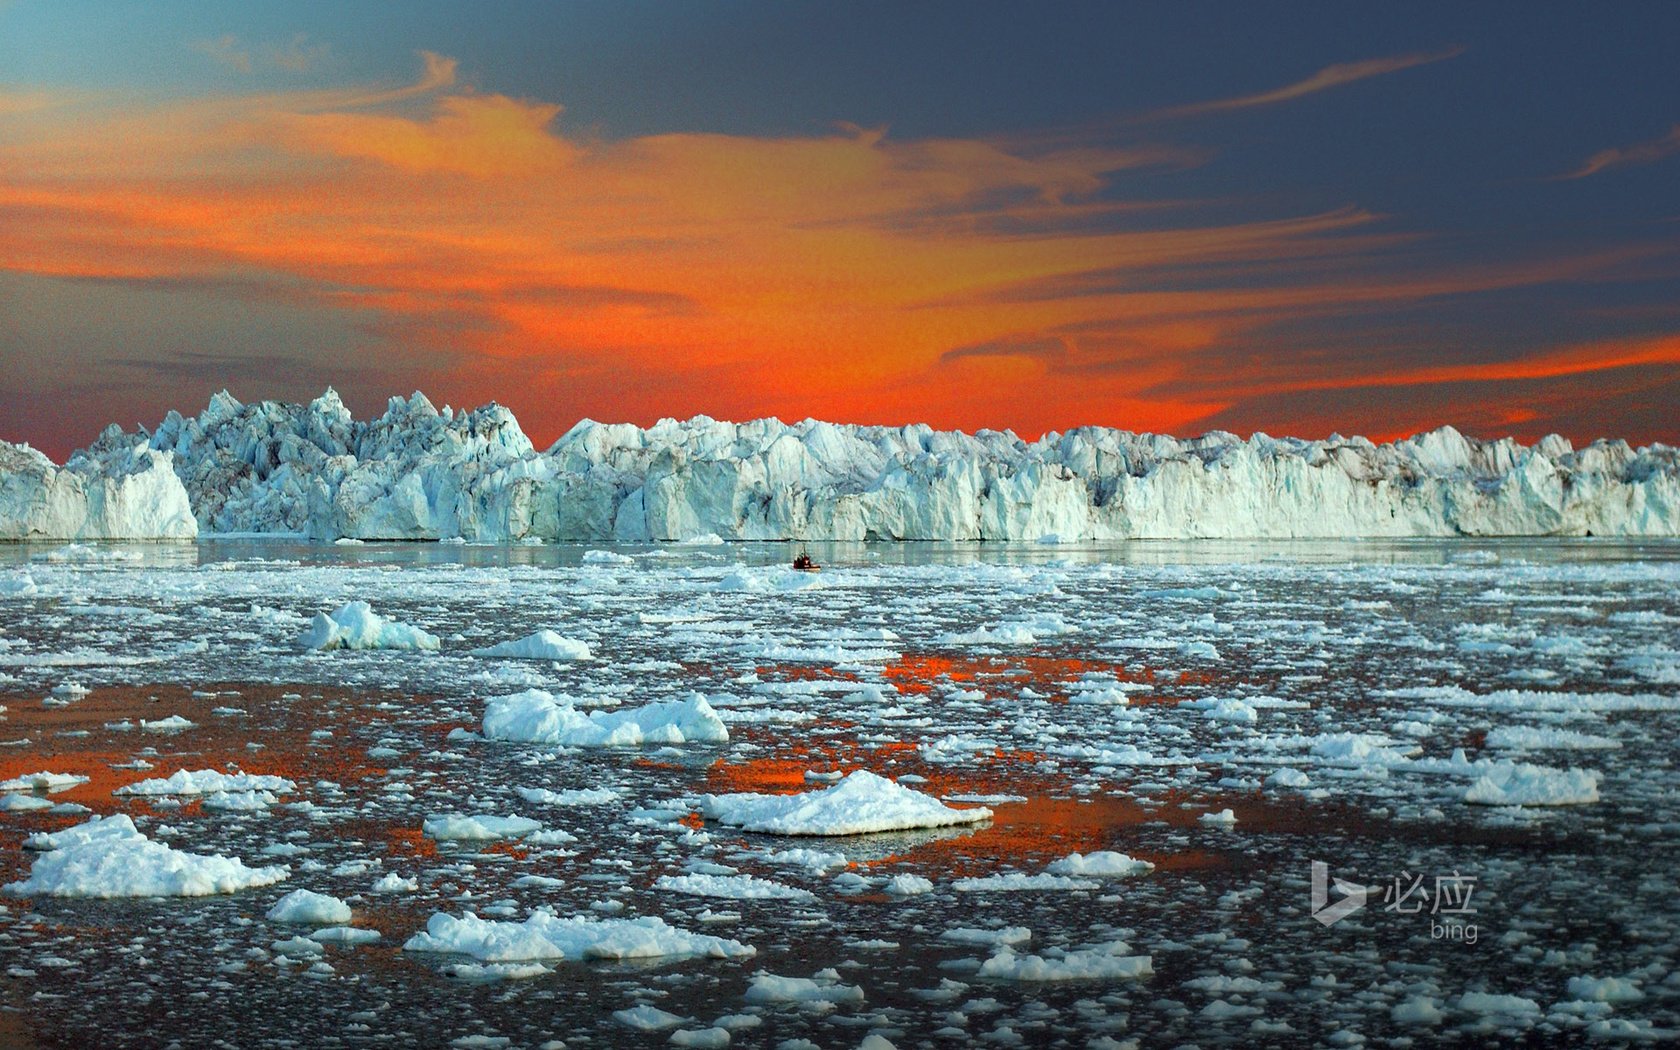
[402,910,755,963]
[6,387,1679,540]
[0,427,195,540]
[5,814,289,898]
[300,601,440,651]
[481,690,728,747]
[699,770,993,836]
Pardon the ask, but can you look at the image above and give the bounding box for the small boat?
[792,552,821,572]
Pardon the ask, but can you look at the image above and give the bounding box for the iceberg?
[4,814,289,898]
[481,690,727,747]
[468,630,592,661]
[0,428,195,540]
[699,770,993,836]
[301,601,439,651]
[7,389,1680,540]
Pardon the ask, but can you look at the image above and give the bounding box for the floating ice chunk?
[939,614,1075,646]
[0,771,88,793]
[669,1027,732,1048]
[1199,809,1238,826]
[372,872,419,893]
[1045,851,1154,877]
[1463,763,1600,806]
[1192,698,1258,724]
[1265,768,1312,789]
[0,794,53,811]
[1308,733,1416,765]
[24,813,141,851]
[312,926,381,944]
[883,874,934,896]
[1454,991,1541,1016]
[613,1005,688,1032]
[1566,976,1644,1003]
[940,927,1032,947]
[952,873,1100,892]
[402,910,754,963]
[975,941,1152,982]
[653,873,815,902]
[752,847,847,872]
[700,771,991,837]
[1392,995,1444,1025]
[582,549,634,566]
[116,769,297,797]
[140,716,195,732]
[1485,726,1619,751]
[468,630,592,661]
[202,790,278,812]
[301,601,439,651]
[423,814,543,841]
[517,786,621,806]
[0,571,38,596]
[5,814,288,897]
[742,970,865,1005]
[482,691,727,747]
[267,888,353,924]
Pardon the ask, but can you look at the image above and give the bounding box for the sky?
[3,1,1679,459]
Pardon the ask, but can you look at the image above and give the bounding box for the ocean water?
[0,539,1676,1046]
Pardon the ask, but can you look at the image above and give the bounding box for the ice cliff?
[4,388,1678,541]
[0,426,196,540]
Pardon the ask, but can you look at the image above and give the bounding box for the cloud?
[190,34,252,74]
[0,49,1671,450]
[1144,46,1465,122]
[1561,124,1680,179]
[189,32,331,76]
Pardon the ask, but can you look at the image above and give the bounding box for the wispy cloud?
[1561,123,1680,179]
[189,32,330,75]
[1143,46,1465,122]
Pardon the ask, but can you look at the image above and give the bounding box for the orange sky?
[3,40,1679,456]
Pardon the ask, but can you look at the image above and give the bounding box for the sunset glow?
[3,4,1678,456]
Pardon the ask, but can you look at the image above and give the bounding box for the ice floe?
[699,771,992,836]
[481,690,727,747]
[402,910,755,963]
[301,601,439,651]
[5,814,288,897]
[468,630,592,661]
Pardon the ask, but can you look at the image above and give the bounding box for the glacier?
[3,387,1678,541]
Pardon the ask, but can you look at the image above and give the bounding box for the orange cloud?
[1143,46,1464,121]
[0,51,1671,449]
[1561,123,1680,179]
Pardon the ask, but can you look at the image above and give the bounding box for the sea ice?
[699,770,992,836]
[481,690,727,747]
[115,769,297,797]
[1463,762,1601,806]
[301,601,439,651]
[5,814,288,898]
[267,888,353,924]
[468,630,592,661]
[1044,851,1155,877]
[402,910,755,962]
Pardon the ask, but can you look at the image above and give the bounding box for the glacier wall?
[4,388,1678,541]
[0,426,197,540]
